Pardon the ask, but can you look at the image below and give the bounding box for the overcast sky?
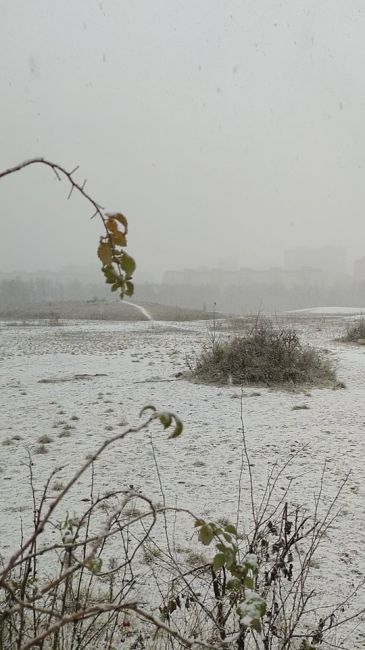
[1,0,365,276]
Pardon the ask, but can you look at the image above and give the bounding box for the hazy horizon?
[2,1,365,275]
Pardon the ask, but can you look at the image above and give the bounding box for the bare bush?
[194,318,336,387]
[0,409,187,650]
[342,318,365,343]
[2,420,363,650]
[115,426,364,650]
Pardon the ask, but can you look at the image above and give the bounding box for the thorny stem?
[239,390,257,530]
[0,158,105,223]
[0,417,156,587]
[0,157,126,284]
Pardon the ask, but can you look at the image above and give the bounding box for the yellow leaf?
[97,242,113,266]
[112,231,127,247]
[112,212,128,234]
[106,218,118,234]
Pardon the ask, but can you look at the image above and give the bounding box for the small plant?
[157,467,356,649]
[142,542,163,565]
[342,317,365,342]
[185,549,209,567]
[1,438,14,446]
[207,300,220,354]
[37,434,53,444]
[194,317,336,387]
[58,429,72,438]
[52,480,65,491]
[193,520,266,636]
[35,443,49,454]
[0,406,184,650]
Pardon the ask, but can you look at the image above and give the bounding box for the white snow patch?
[124,300,153,320]
[288,306,365,315]
[1,316,365,646]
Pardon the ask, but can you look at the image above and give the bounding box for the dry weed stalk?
[0,410,207,650]
[138,397,365,650]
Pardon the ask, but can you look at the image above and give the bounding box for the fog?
[1,1,365,276]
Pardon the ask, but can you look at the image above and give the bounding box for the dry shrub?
[194,318,336,386]
[342,317,365,342]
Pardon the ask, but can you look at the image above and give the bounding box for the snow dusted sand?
[1,315,365,645]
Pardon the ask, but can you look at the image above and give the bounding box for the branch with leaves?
[0,157,136,299]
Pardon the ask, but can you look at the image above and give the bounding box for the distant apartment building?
[163,266,324,288]
[283,246,347,278]
[354,257,365,281]
[163,268,225,287]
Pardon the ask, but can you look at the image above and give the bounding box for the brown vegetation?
[342,317,365,343]
[194,318,336,387]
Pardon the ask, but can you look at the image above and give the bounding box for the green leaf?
[198,524,214,546]
[194,519,205,528]
[216,543,228,553]
[226,577,241,591]
[120,253,136,276]
[169,415,183,438]
[213,553,226,570]
[103,265,119,282]
[125,281,134,296]
[224,548,236,570]
[251,619,262,633]
[159,412,172,429]
[240,592,266,627]
[86,557,102,574]
[224,524,237,535]
[245,575,254,589]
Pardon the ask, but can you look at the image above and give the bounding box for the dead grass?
[37,434,53,444]
[0,300,143,321]
[2,438,14,446]
[142,302,213,321]
[194,317,336,387]
[35,444,49,454]
[342,318,365,343]
[0,299,217,322]
[185,550,209,568]
[52,480,65,491]
[58,427,73,438]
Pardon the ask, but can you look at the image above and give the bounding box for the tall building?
[163,266,325,288]
[283,247,347,277]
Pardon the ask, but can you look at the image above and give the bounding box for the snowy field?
[1,315,365,646]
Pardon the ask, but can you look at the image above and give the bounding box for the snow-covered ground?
[288,306,365,315]
[1,316,365,646]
